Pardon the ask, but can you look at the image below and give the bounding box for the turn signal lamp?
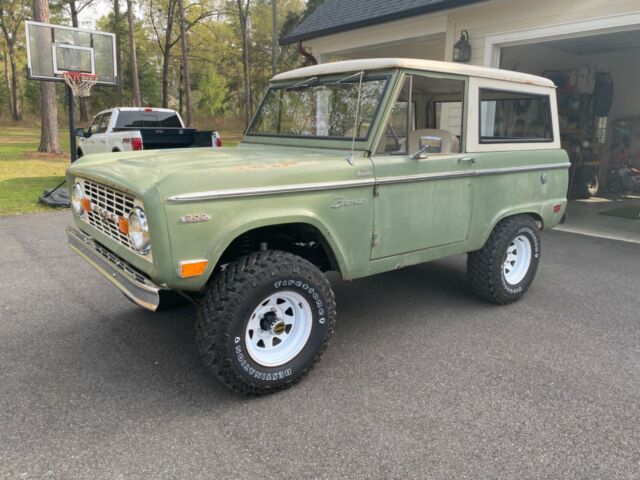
[118,217,129,235]
[179,260,208,278]
[81,197,92,212]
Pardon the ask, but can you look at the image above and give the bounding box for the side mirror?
[411,135,442,160]
[75,127,86,138]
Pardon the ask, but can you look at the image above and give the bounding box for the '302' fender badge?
[179,214,212,223]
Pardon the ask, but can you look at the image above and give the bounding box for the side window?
[376,77,411,154]
[376,74,465,155]
[89,114,102,135]
[479,89,553,143]
[99,112,112,133]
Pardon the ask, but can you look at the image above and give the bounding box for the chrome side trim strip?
[167,162,570,203]
[167,178,376,202]
[475,162,570,176]
[376,169,476,185]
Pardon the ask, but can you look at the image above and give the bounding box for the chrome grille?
[82,179,135,250]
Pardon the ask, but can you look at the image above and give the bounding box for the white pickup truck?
[75,107,219,157]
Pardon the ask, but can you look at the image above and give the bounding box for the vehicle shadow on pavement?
[68,255,480,400]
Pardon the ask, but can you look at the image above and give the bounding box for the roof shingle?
[281,0,486,45]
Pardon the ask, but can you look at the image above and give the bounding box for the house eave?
[279,0,488,45]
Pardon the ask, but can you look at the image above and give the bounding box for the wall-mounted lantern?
[453,30,471,63]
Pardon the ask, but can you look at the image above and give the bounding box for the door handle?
[458,156,476,165]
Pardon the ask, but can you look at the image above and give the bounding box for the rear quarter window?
[479,89,553,143]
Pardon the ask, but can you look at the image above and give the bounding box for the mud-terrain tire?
[196,251,336,395]
[467,215,541,305]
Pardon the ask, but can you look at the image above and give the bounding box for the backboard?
[25,21,117,86]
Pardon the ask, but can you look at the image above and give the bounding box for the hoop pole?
[67,84,77,163]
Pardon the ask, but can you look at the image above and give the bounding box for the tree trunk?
[114,0,123,104]
[33,0,61,153]
[2,51,12,115]
[177,0,192,125]
[127,0,141,106]
[237,0,251,126]
[68,0,89,121]
[271,0,277,76]
[7,42,20,121]
[161,0,176,108]
[178,61,183,116]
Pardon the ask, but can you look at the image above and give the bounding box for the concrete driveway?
[1,212,639,479]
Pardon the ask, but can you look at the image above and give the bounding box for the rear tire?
[607,176,623,194]
[196,251,336,395]
[467,215,541,305]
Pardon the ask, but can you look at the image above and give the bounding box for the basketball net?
[63,72,97,97]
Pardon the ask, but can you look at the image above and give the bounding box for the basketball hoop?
[63,72,97,97]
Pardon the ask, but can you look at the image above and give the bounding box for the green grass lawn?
[0,127,70,216]
[0,126,242,216]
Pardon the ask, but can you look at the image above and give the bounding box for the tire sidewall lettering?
[501,225,540,294]
[229,275,329,385]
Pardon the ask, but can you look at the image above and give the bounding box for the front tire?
[196,251,336,395]
[467,215,541,305]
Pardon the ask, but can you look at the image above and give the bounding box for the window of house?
[479,89,553,143]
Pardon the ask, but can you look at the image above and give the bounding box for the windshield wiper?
[285,76,319,90]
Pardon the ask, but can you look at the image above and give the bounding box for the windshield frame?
[244,70,397,149]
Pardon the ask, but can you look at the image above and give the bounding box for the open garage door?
[499,30,640,242]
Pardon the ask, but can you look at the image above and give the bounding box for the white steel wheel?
[245,290,313,368]
[503,234,532,286]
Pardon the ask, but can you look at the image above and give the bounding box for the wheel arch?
[208,216,347,282]
[478,208,544,247]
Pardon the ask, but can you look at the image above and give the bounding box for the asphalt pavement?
[1,212,639,479]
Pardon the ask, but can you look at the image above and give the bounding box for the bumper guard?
[67,227,162,311]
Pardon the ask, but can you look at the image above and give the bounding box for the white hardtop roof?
[272,58,555,88]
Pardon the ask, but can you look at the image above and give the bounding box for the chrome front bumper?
[67,227,162,311]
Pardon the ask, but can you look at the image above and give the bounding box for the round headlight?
[128,207,151,255]
[71,182,84,216]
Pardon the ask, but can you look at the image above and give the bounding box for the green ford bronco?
[66,59,569,395]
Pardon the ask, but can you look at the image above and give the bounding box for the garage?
[500,29,640,201]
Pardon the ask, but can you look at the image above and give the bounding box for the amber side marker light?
[179,260,208,278]
[118,217,129,235]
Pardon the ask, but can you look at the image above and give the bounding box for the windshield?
[247,75,389,140]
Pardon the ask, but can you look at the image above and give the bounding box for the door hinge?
[371,227,379,248]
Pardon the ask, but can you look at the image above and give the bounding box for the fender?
[206,213,349,280]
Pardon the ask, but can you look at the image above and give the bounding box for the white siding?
[445,0,640,65]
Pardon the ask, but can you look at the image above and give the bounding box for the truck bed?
[112,127,213,149]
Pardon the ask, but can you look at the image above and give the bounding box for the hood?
[67,143,368,200]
